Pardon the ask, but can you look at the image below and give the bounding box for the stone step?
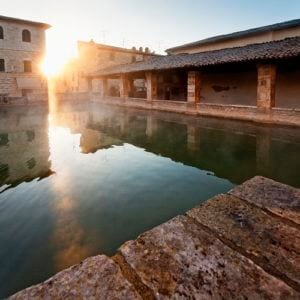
[229,176,300,225]
[118,215,298,299]
[187,194,300,290]
[10,255,141,300]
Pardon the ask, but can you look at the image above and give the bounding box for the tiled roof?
[0,15,51,29]
[90,37,300,77]
[166,19,300,53]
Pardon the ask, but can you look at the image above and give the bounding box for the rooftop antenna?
[156,40,164,54]
[100,30,108,43]
[122,38,128,48]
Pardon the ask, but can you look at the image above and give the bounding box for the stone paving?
[11,176,300,299]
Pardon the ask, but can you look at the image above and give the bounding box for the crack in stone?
[112,252,155,299]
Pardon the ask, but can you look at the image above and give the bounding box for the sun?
[40,27,78,77]
[41,56,63,77]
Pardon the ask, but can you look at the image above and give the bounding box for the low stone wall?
[91,95,300,127]
[0,92,48,106]
[10,176,300,299]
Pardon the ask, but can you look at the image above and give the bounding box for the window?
[131,55,136,63]
[0,59,5,72]
[109,52,115,61]
[22,29,31,42]
[24,61,32,72]
[0,26,3,39]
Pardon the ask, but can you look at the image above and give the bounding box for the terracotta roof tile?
[90,37,300,77]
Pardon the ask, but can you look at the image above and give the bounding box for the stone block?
[187,194,300,289]
[229,176,300,225]
[119,215,298,298]
[10,255,141,300]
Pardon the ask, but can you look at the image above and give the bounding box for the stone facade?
[0,16,50,104]
[54,41,157,94]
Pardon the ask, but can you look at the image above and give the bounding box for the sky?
[1,0,300,73]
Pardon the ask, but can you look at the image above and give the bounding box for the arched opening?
[0,26,3,39]
[22,29,31,42]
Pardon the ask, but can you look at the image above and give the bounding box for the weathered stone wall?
[0,73,47,97]
[201,69,257,106]
[77,43,146,74]
[0,20,45,53]
[276,62,300,109]
[0,19,47,100]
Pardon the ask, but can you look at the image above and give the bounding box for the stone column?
[146,72,157,101]
[120,74,130,98]
[257,64,276,109]
[187,71,201,103]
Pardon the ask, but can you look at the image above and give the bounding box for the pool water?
[0,102,299,297]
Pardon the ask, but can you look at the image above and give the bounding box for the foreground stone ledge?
[119,215,298,299]
[10,176,300,299]
[229,176,300,225]
[10,255,141,300]
[187,194,300,289]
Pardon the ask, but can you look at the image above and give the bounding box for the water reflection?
[0,102,299,298]
[0,107,52,192]
[48,126,97,270]
[86,106,300,186]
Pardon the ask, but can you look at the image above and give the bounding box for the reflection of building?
[0,108,52,189]
[51,109,122,153]
[85,106,300,186]
[53,41,158,97]
[90,19,300,126]
[0,15,50,105]
[80,129,122,153]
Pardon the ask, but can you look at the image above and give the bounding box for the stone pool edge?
[10,176,300,299]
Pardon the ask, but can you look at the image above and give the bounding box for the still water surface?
[0,103,299,297]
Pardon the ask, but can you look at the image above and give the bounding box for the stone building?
[54,41,158,98]
[0,15,50,105]
[166,19,300,55]
[89,19,300,127]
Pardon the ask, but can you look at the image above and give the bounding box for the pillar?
[146,72,157,101]
[120,74,130,98]
[187,71,201,103]
[257,64,276,109]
